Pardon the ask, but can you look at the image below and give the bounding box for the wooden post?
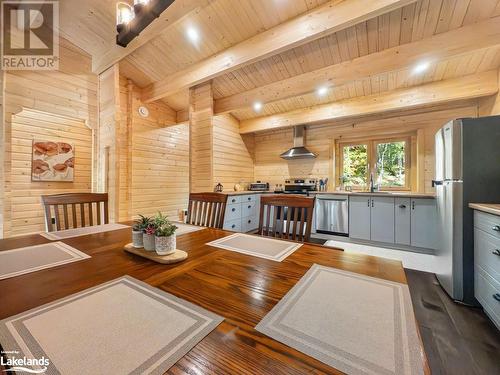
[189,82,214,193]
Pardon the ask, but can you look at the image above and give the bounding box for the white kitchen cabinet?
[410,198,438,249]
[395,198,411,245]
[349,196,371,240]
[223,193,261,232]
[370,197,395,243]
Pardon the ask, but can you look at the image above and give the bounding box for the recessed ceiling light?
[317,86,329,97]
[413,61,430,74]
[186,27,199,43]
[253,101,263,112]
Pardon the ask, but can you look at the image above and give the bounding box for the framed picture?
[32,140,75,182]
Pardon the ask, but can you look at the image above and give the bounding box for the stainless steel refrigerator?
[433,116,500,304]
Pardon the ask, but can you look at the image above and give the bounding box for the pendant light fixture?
[116,0,175,47]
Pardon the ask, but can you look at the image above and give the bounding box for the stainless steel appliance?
[433,116,500,304]
[249,182,269,191]
[315,195,349,236]
[280,126,316,160]
[278,178,317,195]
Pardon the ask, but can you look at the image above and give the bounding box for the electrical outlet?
[51,217,56,224]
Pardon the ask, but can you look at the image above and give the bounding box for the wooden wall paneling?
[2,39,97,238]
[239,71,499,133]
[0,70,4,237]
[212,114,254,190]
[189,83,214,193]
[253,106,478,193]
[9,109,92,236]
[128,81,189,220]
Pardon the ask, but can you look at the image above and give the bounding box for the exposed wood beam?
[176,109,189,124]
[216,16,500,114]
[239,71,499,134]
[141,0,416,103]
[92,0,211,74]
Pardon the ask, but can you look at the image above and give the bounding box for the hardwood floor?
[405,269,500,375]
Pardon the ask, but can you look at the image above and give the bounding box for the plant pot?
[132,230,143,248]
[143,233,156,251]
[155,235,176,255]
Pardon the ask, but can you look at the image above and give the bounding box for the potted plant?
[155,222,178,255]
[143,224,157,251]
[132,215,151,248]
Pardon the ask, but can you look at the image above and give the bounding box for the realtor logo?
[1,0,59,70]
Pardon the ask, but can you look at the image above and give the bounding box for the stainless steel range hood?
[280,126,316,160]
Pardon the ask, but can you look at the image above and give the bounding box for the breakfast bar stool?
[258,194,316,242]
[41,193,109,232]
[187,193,228,229]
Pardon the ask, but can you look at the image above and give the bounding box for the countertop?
[469,203,500,216]
[223,190,268,195]
[223,190,436,198]
[311,191,436,199]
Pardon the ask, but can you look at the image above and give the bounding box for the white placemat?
[0,276,224,374]
[256,264,425,375]
[206,233,302,262]
[0,242,90,280]
[40,223,130,240]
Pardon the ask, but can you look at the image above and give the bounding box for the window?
[338,137,410,190]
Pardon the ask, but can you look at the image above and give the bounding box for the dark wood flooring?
[405,269,500,375]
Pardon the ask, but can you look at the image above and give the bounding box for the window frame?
[337,135,411,191]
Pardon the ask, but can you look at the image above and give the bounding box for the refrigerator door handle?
[432,180,443,187]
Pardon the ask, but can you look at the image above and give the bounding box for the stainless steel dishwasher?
[315,195,349,236]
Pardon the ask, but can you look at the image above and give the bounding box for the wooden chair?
[41,193,109,232]
[258,194,316,242]
[187,193,228,229]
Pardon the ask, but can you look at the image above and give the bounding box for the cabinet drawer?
[474,211,500,240]
[241,201,257,217]
[242,215,259,232]
[227,195,242,204]
[223,219,241,232]
[474,227,500,283]
[475,266,500,329]
[240,194,256,203]
[225,204,242,221]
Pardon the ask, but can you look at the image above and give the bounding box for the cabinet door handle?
[248,219,251,223]
[248,197,251,201]
[492,249,500,256]
[492,225,500,232]
[399,204,406,209]
[412,201,415,210]
[231,224,236,229]
[367,199,370,207]
[231,199,236,203]
[248,205,251,209]
[231,208,236,212]
[493,293,500,302]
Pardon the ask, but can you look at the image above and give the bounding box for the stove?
[275,178,318,195]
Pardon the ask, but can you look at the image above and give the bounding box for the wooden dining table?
[0,224,428,374]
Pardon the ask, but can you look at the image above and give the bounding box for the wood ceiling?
[60,0,500,126]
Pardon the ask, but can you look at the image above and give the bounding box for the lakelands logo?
[1,350,49,373]
[1,0,59,70]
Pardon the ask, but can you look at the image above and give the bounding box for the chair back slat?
[71,203,77,228]
[258,195,315,242]
[41,193,109,232]
[54,205,61,231]
[187,193,228,229]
